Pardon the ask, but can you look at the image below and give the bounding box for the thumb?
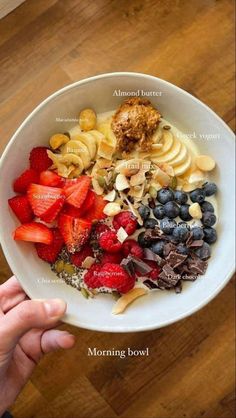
[0,299,66,353]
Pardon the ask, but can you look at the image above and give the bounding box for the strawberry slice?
[8,195,34,224]
[39,170,64,187]
[79,190,95,215]
[66,176,91,209]
[27,184,65,221]
[13,222,53,244]
[63,190,95,218]
[62,204,84,218]
[35,228,64,263]
[29,147,52,173]
[63,177,84,197]
[58,214,92,252]
[13,169,39,194]
[85,194,107,222]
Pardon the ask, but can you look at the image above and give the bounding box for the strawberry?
[8,195,34,224]
[62,190,95,218]
[58,214,92,253]
[35,228,64,263]
[13,169,39,193]
[79,190,95,215]
[66,176,91,209]
[62,203,84,218]
[63,176,89,197]
[70,245,93,267]
[13,222,53,244]
[29,147,52,173]
[27,184,65,221]
[85,194,106,222]
[39,170,64,187]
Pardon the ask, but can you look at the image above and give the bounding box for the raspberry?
[122,239,144,259]
[84,264,102,289]
[113,211,137,235]
[99,231,122,253]
[100,252,123,265]
[93,223,110,239]
[136,260,161,280]
[71,245,93,267]
[99,263,135,293]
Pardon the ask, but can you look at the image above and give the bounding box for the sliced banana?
[68,124,82,138]
[62,140,91,169]
[151,137,181,164]
[168,143,188,167]
[174,153,192,176]
[74,132,97,160]
[97,121,117,145]
[151,130,174,157]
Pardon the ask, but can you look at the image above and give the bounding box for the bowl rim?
[0,71,235,332]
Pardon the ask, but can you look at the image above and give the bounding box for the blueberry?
[157,188,174,204]
[203,182,217,196]
[144,218,159,229]
[178,221,191,230]
[151,241,165,256]
[179,204,192,221]
[203,227,217,244]
[163,201,180,218]
[201,201,214,213]
[191,226,204,240]
[138,205,150,220]
[202,212,216,227]
[190,188,206,203]
[174,190,188,205]
[176,243,190,255]
[138,232,151,248]
[195,242,211,260]
[160,217,177,234]
[172,224,189,242]
[153,204,165,220]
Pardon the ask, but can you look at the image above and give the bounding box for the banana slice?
[74,132,97,160]
[68,124,82,138]
[62,140,91,169]
[152,130,174,157]
[168,143,188,167]
[60,153,84,171]
[97,121,117,145]
[151,137,181,164]
[174,153,192,176]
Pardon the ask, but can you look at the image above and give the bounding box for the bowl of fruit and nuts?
[0,73,235,332]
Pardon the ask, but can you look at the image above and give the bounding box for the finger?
[41,330,76,354]
[0,299,66,353]
[0,276,26,313]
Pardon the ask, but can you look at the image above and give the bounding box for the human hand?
[0,276,75,414]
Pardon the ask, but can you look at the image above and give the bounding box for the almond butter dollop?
[111,98,161,152]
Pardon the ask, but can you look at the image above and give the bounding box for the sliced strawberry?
[29,147,52,173]
[85,194,107,222]
[62,204,84,218]
[13,222,53,244]
[39,170,64,187]
[71,245,93,267]
[13,169,39,194]
[58,214,92,253]
[63,190,95,218]
[27,184,65,221]
[8,195,34,224]
[79,190,95,214]
[65,176,91,208]
[35,228,64,263]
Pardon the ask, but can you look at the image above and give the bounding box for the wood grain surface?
[0,1,235,417]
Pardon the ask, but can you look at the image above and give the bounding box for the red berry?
[65,176,91,209]
[93,223,110,239]
[71,245,93,267]
[13,169,39,193]
[29,147,52,173]
[99,231,122,253]
[113,211,137,235]
[122,239,144,259]
[8,195,34,224]
[84,264,102,289]
[99,263,135,293]
[100,252,123,265]
[35,228,64,263]
[85,194,106,222]
[39,170,64,187]
[58,214,92,253]
[13,222,53,244]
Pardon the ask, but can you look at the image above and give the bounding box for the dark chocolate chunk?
[163,242,176,257]
[143,279,159,289]
[188,240,204,248]
[166,251,187,269]
[120,257,135,276]
[130,256,153,275]
[143,248,165,266]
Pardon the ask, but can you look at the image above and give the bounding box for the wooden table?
[0,1,235,417]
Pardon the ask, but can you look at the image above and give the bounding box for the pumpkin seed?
[81,287,89,299]
[54,259,64,273]
[171,176,177,190]
[149,186,157,199]
[63,262,76,275]
[97,175,106,188]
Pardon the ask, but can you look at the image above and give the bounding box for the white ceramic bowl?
[0,72,235,332]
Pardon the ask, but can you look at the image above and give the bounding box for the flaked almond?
[92,177,104,195]
[81,257,95,269]
[152,167,170,186]
[115,159,142,176]
[115,173,130,191]
[103,202,121,216]
[117,227,128,243]
[189,202,202,219]
[188,169,206,185]
[104,189,116,202]
[130,169,146,186]
[195,155,216,171]
[112,287,148,314]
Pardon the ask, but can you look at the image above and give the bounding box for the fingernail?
[43,299,66,317]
